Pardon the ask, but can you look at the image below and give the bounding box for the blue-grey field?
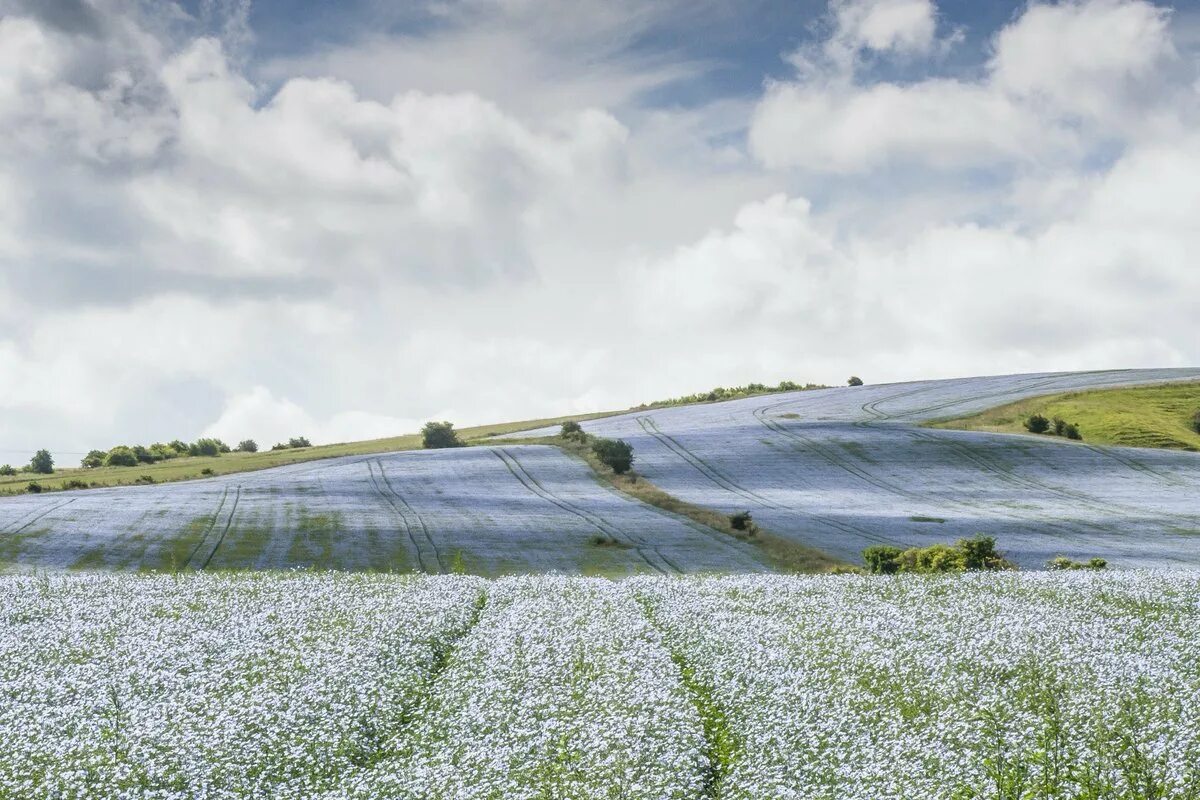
[2,368,1199,572]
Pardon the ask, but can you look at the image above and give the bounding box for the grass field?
[0,411,620,497]
[932,381,1200,450]
[2,571,1197,799]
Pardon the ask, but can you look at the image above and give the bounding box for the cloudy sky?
[1,0,1198,460]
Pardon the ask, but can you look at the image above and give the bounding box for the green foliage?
[1047,555,1108,571]
[134,475,156,485]
[1052,417,1083,440]
[1190,409,1200,434]
[591,438,634,474]
[421,422,462,450]
[188,438,225,457]
[236,439,258,453]
[200,468,215,476]
[636,380,827,410]
[1025,414,1050,434]
[131,445,156,464]
[105,446,139,467]
[61,479,89,490]
[0,465,15,476]
[729,510,758,537]
[168,440,189,454]
[149,443,178,461]
[25,481,43,494]
[848,376,864,387]
[29,450,54,474]
[862,545,905,575]
[288,437,310,449]
[81,450,106,468]
[865,536,1014,575]
[560,421,587,442]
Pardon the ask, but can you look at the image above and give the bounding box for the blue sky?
[0,0,1198,460]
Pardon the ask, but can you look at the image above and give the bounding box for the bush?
[957,535,1011,571]
[863,545,905,574]
[591,438,634,474]
[1024,414,1050,434]
[236,439,258,453]
[200,468,215,476]
[61,479,88,490]
[81,450,106,468]
[422,422,462,449]
[29,450,54,474]
[105,446,139,467]
[188,438,224,457]
[560,421,587,442]
[1190,410,1200,434]
[848,376,864,387]
[134,475,156,485]
[270,442,289,451]
[1063,422,1082,440]
[1047,555,1108,571]
[149,443,178,461]
[287,437,310,449]
[0,464,15,476]
[131,445,156,464]
[168,440,189,454]
[897,542,965,573]
[26,482,43,494]
[729,510,758,538]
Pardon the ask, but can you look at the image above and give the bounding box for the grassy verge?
[930,381,1200,451]
[502,434,845,574]
[0,411,621,497]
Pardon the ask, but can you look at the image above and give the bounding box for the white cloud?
[202,386,419,446]
[830,0,938,58]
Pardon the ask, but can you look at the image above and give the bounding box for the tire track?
[182,487,229,569]
[1,498,77,536]
[492,447,674,575]
[365,460,435,574]
[198,487,241,570]
[375,459,445,574]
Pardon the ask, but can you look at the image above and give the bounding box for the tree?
[729,510,758,537]
[237,439,259,453]
[862,545,904,575]
[591,438,634,474]
[0,464,16,476]
[105,446,138,467]
[287,436,311,449]
[132,445,155,464]
[168,440,189,454]
[188,438,224,457]
[29,450,54,474]
[149,443,177,461]
[1024,414,1050,434]
[422,422,462,449]
[847,376,864,387]
[956,536,1009,571]
[560,421,586,442]
[81,450,106,469]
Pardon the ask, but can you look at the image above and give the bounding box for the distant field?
[0,411,620,496]
[2,571,1197,799]
[932,381,1200,450]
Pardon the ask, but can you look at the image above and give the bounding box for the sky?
[1,0,1198,461]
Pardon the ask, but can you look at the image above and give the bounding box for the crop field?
[1,571,1197,798]
[521,368,1200,569]
[2,368,1199,573]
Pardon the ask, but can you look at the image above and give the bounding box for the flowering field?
[2,571,1198,798]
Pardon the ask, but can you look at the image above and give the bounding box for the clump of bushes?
[236,439,258,453]
[421,422,461,450]
[636,380,826,410]
[270,437,312,451]
[591,438,634,474]
[1047,556,1107,571]
[200,468,215,476]
[560,421,587,442]
[848,376,864,387]
[1025,414,1081,440]
[134,475,156,485]
[863,536,1014,575]
[83,438,241,468]
[0,464,16,476]
[25,482,43,494]
[729,510,758,539]
[61,479,89,490]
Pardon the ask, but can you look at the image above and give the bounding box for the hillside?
[931,381,1200,450]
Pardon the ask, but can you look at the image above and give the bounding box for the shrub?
[956,535,1012,571]
[0,464,15,476]
[1024,414,1050,434]
[729,511,758,537]
[270,442,289,451]
[29,450,54,474]
[149,443,178,461]
[591,438,634,474]
[26,481,43,494]
[134,475,156,485]
[897,543,966,573]
[847,376,864,387]
[105,446,139,467]
[1063,422,1082,440]
[236,439,258,453]
[422,422,462,449]
[287,437,311,449]
[862,545,905,574]
[188,438,224,457]
[61,479,88,490]
[1191,410,1200,434]
[1047,555,1107,571]
[81,450,106,468]
[131,445,156,464]
[1053,417,1067,436]
[168,440,189,454]
[200,467,215,476]
[560,421,587,442]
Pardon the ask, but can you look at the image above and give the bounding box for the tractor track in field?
[0,498,77,537]
[376,459,445,574]
[636,416,903,548]
[366,459,441,574]
[492,447,677,575]
[185,486,242,570]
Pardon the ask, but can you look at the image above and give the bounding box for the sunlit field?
[2,571,1197,799]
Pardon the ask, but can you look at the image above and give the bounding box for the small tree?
[956,535,1010,571]
[287,436,311,449]
[237,439,259,453]
[81,450,106,469]
[422,422,462,449]
[188,438,224,457]
[591,438,634,474]
[132,445,156,464]
[560,421,587,442]
[105,446,138,467]
[0,464,16,476]
[149,443,177,461]
[1024,414,1050,434]
[29,450,54,474]
[862,545,904,575]
[729,510,758,537]
[848,376,864,387]
[1063,422,1081,440]
[168,440,190,454]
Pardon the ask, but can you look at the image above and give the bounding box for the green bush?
[61,479,88,490]
[591,438,634,474]
[422,422,461,449]
[1190,410,1200,434]
[863,545,905,574]
[81,450,106,468]
[149,443,178,461]
[200,468,215,476]
[105,446,139,467]
[560,421,587,442]
[188,438,225,457]
[236,439,258,453]
[0,464,15,476]
[897,542,965,573]
[1063,422,1082,440]
[1047,555,1108,571]
[848,376,864,387]
[26,482,43,494]
[729,510,758,537]
[1024,414,1050,434]
[131,445,156,464]
[168,440,189,454]
[134,475,156,485]
[287,437,310,449]
[29,450,54,474]
[957,535,1010,571]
